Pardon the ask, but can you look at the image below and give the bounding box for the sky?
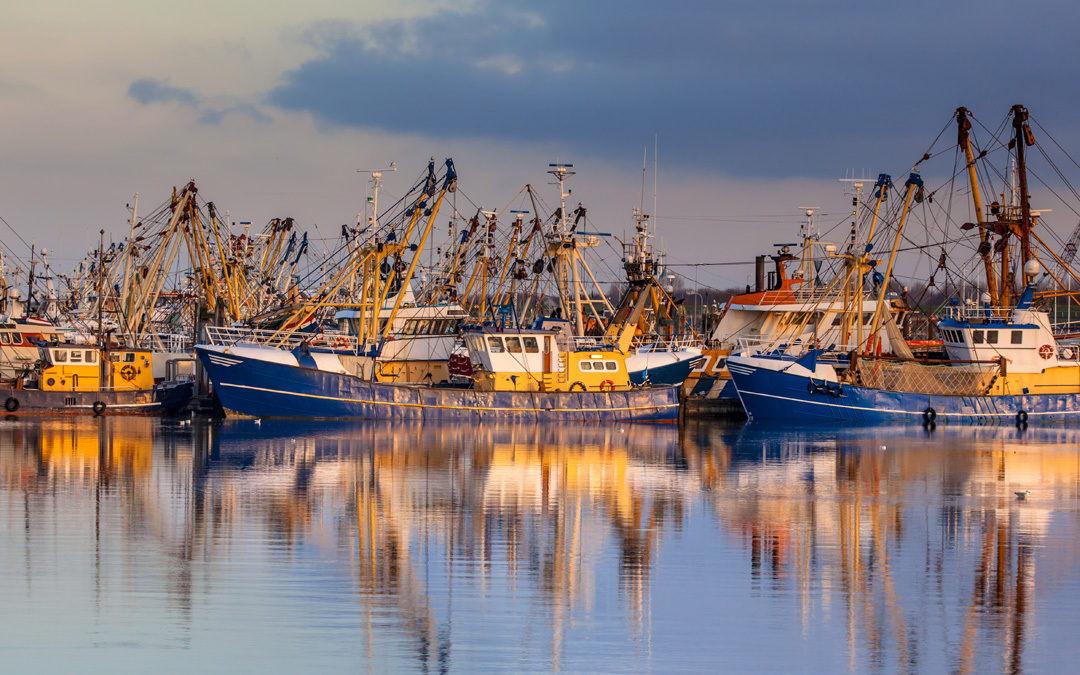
[2,0,1080,291]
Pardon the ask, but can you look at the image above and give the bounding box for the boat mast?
[1013,104,1036,286]
[548,163,578,330]
[355,163,396,310]
[97,229,105,349]
[956,107,998,307]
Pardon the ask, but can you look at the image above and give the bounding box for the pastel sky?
[2,0,1079,290]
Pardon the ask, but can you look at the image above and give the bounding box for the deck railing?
[202,326,359,351]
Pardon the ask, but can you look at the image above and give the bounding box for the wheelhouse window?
[972,330,985,345]
[523,337,539,353]
[1011,330,1023,345]
[986,330,999,344]
[69,351,83,363]
[487,336,505,353]
[580,361,592,371]
[85,351,97,363]
[123,353,136,363]
[505,337,523,353]
[605,361,618,371]
[52,350,67,363]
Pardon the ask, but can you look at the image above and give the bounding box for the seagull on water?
[254,418,261,427]
[1015,490,1031,500]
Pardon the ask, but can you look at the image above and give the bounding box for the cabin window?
[986,330,999,345]
[605,361,618,371]
[1011,330,1023,345]
[580,361,592,371]
[972,330,984,345]
[85,351,97,363]
[123,353,136,363]
[487,336,505,353]
[0,333,8,345]
[415,320,429,335]
[505,337,523,353]
[10,333,21,344]
[523,337,539,353]
[52,350,67,363]
[70,351,83,363]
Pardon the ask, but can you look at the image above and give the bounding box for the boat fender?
[923,407,936,424]
[1017,410,1029,425]
[92,401,106,415]
[4,397,18,412]
[569,381,587,392]
[599,379,615,392]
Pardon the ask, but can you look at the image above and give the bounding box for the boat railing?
[1051,321,1080,337]
[202,326,359,350]
[942,306,1015,322]
[734,336,813,353]
[630,335,705,351]
[746,287,846,306]
[137,332,192,353]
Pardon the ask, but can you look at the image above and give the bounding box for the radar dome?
[1024,259,1041,277]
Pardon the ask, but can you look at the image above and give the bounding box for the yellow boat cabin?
[464,327,631,393]
[39,345,155,392]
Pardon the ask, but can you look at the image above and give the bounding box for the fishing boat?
[729,105,1080,426]
[684,211,910,412]
[0,342,193,415]
[195,326,678,422]
[0,317,78,379]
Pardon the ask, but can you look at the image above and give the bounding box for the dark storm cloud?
[128,78,200,107]
[268,0,1080,175]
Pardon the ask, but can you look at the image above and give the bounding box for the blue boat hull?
[627,355,704,387]
[728,359,1080,426]
[197,347,679,422]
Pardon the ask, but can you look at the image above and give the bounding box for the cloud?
[266,0,1080,176]
[127,78,200,107]
[199,104,272,125]
[128,78,270,125]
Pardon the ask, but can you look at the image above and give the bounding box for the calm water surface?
[2,417,1079,672]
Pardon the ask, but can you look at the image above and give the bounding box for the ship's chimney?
[755,255,766,292]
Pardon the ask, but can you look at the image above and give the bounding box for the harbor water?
[2,417,1080,672]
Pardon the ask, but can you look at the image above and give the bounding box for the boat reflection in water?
[2,418,1080,671]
